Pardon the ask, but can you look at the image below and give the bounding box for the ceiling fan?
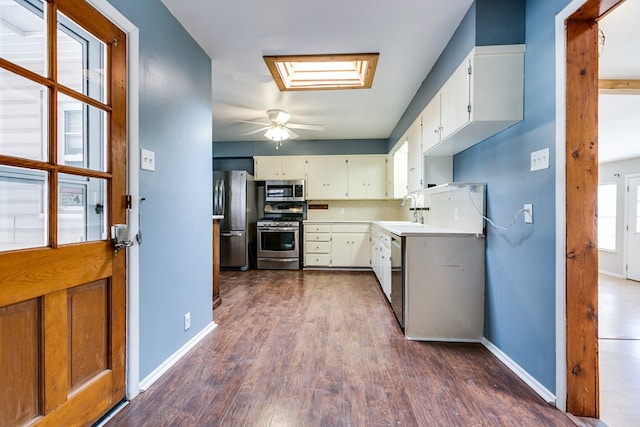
[235,109,325,147]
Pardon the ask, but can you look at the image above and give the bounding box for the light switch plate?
[141,148,155,171]
[531,148,550,171]
[524,204,533,223]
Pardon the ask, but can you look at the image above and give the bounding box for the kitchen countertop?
[303,219,482,237]
[303,219,370,223]
[372,221,483,237]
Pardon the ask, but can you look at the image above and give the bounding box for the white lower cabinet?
[303,222,370,268]
[370,225,391,301]
[331,224,370,267]
[304,223,331,267]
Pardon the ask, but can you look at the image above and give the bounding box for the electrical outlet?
[184,312,191,331]
[524,204,533,223]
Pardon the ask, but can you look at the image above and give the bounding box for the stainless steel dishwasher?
[390,233,403,328]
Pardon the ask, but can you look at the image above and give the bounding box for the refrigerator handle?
[214,180,219,214]
[220,180,225,216]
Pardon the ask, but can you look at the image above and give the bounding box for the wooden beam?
[599,79,640,94]
[565,18,600,418]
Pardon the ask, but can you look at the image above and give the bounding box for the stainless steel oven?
[257,220,300,270]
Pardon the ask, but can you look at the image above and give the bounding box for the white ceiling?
[598,0,640,164]
[161,0,640,164]
[160,0,474,143]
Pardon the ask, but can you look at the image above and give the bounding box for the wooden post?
[565,17,599,418]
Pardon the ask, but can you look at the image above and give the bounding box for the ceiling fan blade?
[287,123,325,131]
[243,126,270,136]
[287,128,299,139]
[234,119,270,126]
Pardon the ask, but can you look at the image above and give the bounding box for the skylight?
[264,53,379,91]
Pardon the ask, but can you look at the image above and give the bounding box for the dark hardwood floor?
[107,270,585,426]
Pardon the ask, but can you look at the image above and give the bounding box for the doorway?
[0,0,127,425]
[563,0,626,418]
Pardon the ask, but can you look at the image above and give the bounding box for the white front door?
[627,175,640,281]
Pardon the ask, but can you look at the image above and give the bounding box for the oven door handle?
[258,227,298,232]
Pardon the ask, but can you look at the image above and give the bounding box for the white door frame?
[86,0,141,400]
[625,173,640,280]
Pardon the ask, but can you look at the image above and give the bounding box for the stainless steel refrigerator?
[213,170,256,270]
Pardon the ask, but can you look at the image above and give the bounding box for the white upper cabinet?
[392,145,407,199]
[254,156,306,180]
[306,157,348,200]
[347,156,387,199]
[421,94,442,155]
[440,57,471,141]
[425,44,525,156]
[406,118,422,193]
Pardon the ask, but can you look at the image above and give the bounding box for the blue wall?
[108,0,213,379]
[454,0,570,393]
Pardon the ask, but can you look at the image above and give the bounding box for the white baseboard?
[598,270,625,279]
[481,337,556,404]
[139,321,217,392]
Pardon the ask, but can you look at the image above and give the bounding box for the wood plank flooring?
[599,274,640,427]
[107,270,582,426]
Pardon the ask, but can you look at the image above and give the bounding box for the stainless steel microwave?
[265,180,305,202]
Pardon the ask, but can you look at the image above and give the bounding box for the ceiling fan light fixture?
[264,124,291,145]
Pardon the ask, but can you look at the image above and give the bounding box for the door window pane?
[598,183,617,251]
[57,93,106,171]
[57,12,106,103]
[0,0,46,76]
[58,174,106,245]
[0,166,47,252]
[0,68,47,160]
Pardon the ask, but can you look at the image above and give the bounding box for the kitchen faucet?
[401,193,419,223]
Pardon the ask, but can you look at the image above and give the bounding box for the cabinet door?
[406,119,422,193]
[350,232,371,267]
[254,157,282,180]
[281,157,306,180]
[381,244,392,301]
[347,157,368,199]
[366,156,387,199]
[421,94,441,154]
[325,157,348,199]
[440,57,470,140]
[331,233,351,266]
[305,157,327,199]
[393,142,408,198]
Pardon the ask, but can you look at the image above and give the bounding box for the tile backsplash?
[306,199,412,221]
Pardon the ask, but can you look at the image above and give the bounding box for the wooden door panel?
[0,300,40,426]
[68,280,109,392]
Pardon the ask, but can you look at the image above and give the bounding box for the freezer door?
[220,230,246,268]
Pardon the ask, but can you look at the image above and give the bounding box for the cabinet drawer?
[306,241,331,254]
[305,254,331,266]
[306,232,331,242]
[332,223,370,233]
[305,224,331,233]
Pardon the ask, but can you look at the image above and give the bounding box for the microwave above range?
[265,180,305,202]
